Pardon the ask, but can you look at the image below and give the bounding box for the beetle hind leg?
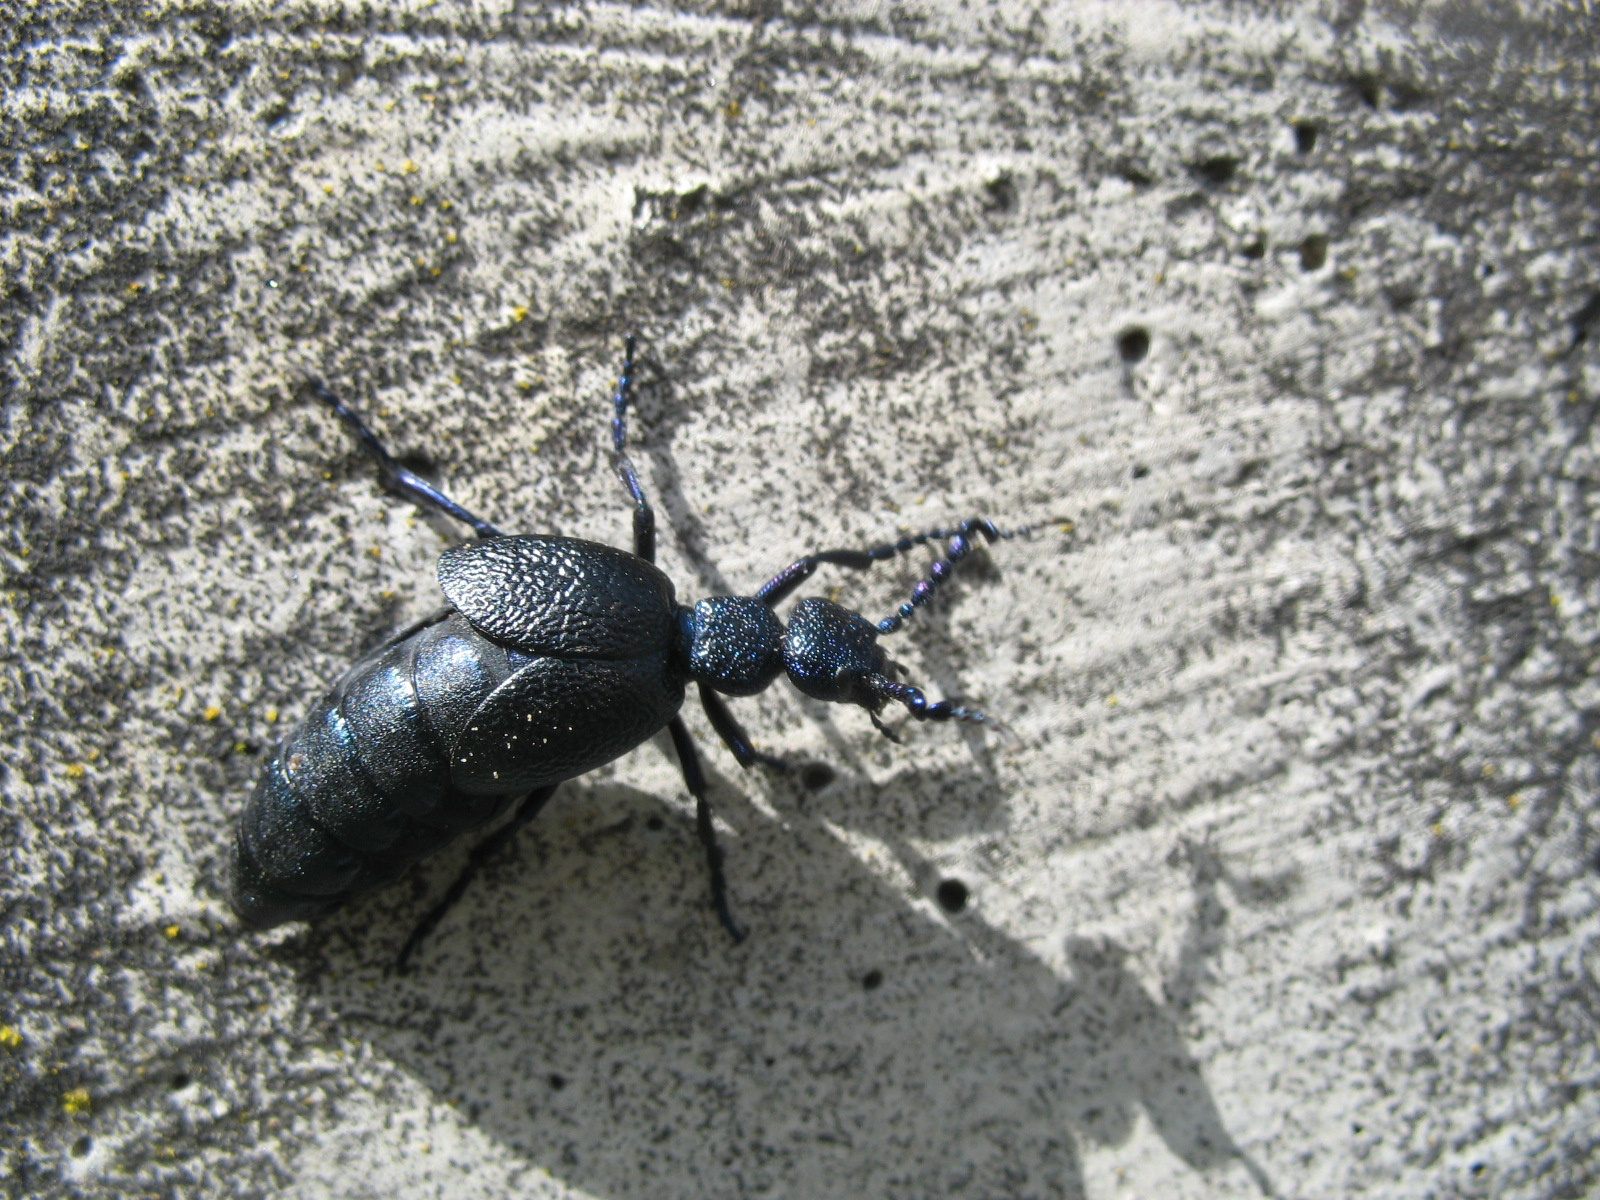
[394,784,558,973]
[305,377,504,540]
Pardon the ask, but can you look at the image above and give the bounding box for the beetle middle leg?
[608,334,657,563]
[306,378,505,540]
[697,682,790,772]
[665,716,746,943]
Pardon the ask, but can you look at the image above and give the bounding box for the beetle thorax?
[680,596,785,696]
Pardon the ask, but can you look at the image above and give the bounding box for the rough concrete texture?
[3,1,1598,1197]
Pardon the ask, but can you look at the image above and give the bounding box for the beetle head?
[781,598,892,711]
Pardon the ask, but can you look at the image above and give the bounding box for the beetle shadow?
[295,765,1276,1200]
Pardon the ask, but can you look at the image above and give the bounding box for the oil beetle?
[233,337,1046,968]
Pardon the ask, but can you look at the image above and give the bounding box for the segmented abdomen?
[231,612,531,928]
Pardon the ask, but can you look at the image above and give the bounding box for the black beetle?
[233,337,1045,967]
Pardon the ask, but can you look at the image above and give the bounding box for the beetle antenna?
[865,673,1013,741]
[875,518,1068,636]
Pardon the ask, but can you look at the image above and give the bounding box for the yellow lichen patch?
[511,306,529,322]
[65,763,86,779]
[63,1089,91,1116]
[163,924,180,940]
[203,706,222,722]
[0,1025,22,1049]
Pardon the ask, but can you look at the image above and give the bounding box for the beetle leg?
[394,784,559,973]
[609,334,657,563]
[666,716,746,943]
[753,517,1043,611]
[306,377,505,540]
[697,683,790,772]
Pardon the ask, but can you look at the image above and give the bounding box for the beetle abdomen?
[232,608,687,929]
[233,614,526,927]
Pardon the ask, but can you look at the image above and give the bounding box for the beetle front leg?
[665,716,746,943]
[697,683,789,772]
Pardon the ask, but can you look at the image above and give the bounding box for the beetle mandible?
[233,337,1046,968]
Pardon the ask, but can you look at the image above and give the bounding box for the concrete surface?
[2,1,1598,1197]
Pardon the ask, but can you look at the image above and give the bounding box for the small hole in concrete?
[170,1073,191,1090]
[646,815,665,832]
[862,968,884,990]
[935,878,969,913]
[1293,122,1318,154]
[1131,464,1150,479]
[70,1136,92,1158]
[1117,327,1150,363]
[1193,156,1237,186]
[983,174,1017,212]
[1299,235,1329,272]
[1242,238,1266,260]
[395,452,439,477]
[1116,162,1154,188]
[548,1074,566,1090]
[800,763,836,791]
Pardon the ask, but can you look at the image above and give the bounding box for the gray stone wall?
[2,3,1596,1197]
